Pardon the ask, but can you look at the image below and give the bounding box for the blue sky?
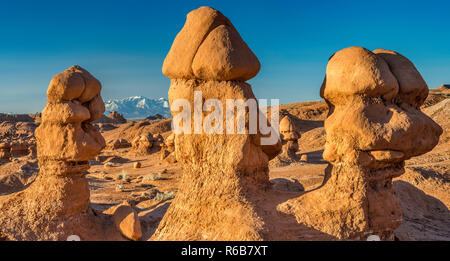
[0,0,449,113]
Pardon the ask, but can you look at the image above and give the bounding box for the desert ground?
[0,85,448,241]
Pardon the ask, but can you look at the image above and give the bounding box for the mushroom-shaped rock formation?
[279,47,443,240]
[279,116,300,159]
[0,66,121,240]
[151,6,281,241]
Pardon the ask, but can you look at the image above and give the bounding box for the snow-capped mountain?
[104,96,171,119]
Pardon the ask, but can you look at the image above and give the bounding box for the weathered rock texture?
[0,66,121,240]
[279,116,300,160]
[279,47,443,240]
[0,142,11,161]
[108,111,127,123]
[151,6,281,240]
[112,204,142,241]
[162,6,260,81]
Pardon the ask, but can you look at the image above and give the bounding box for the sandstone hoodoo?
[279,47,443,240]
[0,66,121,240]
[133,162,141,169]
[151,6,281,240]
[279,115,300,160]
[108,111,127,123]
[160,132,177,163]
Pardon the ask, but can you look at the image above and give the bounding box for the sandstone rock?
[163,152,177,164]
[278,116,300,160]
[165,132,175,146]
[152,133,163,142]
[134,162,141,169]
[279,47,442,240]
[145,113,165,120]
[47,65,102,103]
[111,138,131,149]
[160,133,177,163]
[163,132,176,152]
[320,46,399,105]
[87,94,106,122]
[10,142,28,157]
[36,66,106,162]
[162,6,260,81]
[373,49,428,108]
[0,142,11,160]
[113,204,142,241]
[271,177,304,192]
[28,143,37,157]
[0,66,118,240]
[132,135,153,155]
[160,149,170,160]
[152,7,281,241]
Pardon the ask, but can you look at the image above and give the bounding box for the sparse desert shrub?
[116,170,129,181]
[155,191,175,202]
[143,173,162,181]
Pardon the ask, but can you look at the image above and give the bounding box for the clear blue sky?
[0,0,449,113]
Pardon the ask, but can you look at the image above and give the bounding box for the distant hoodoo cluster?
[0,66,122,240]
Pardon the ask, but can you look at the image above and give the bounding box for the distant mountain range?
[104,96,171,119]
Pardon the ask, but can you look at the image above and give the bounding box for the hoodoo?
[279,115,300,161]
[279,47,443,240]
[151,6,281,240]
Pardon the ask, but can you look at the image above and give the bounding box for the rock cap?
[162,6,260,81]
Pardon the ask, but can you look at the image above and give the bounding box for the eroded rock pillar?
[0,66,113,240]
[279,47,442,240]
[151,6,281,240]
